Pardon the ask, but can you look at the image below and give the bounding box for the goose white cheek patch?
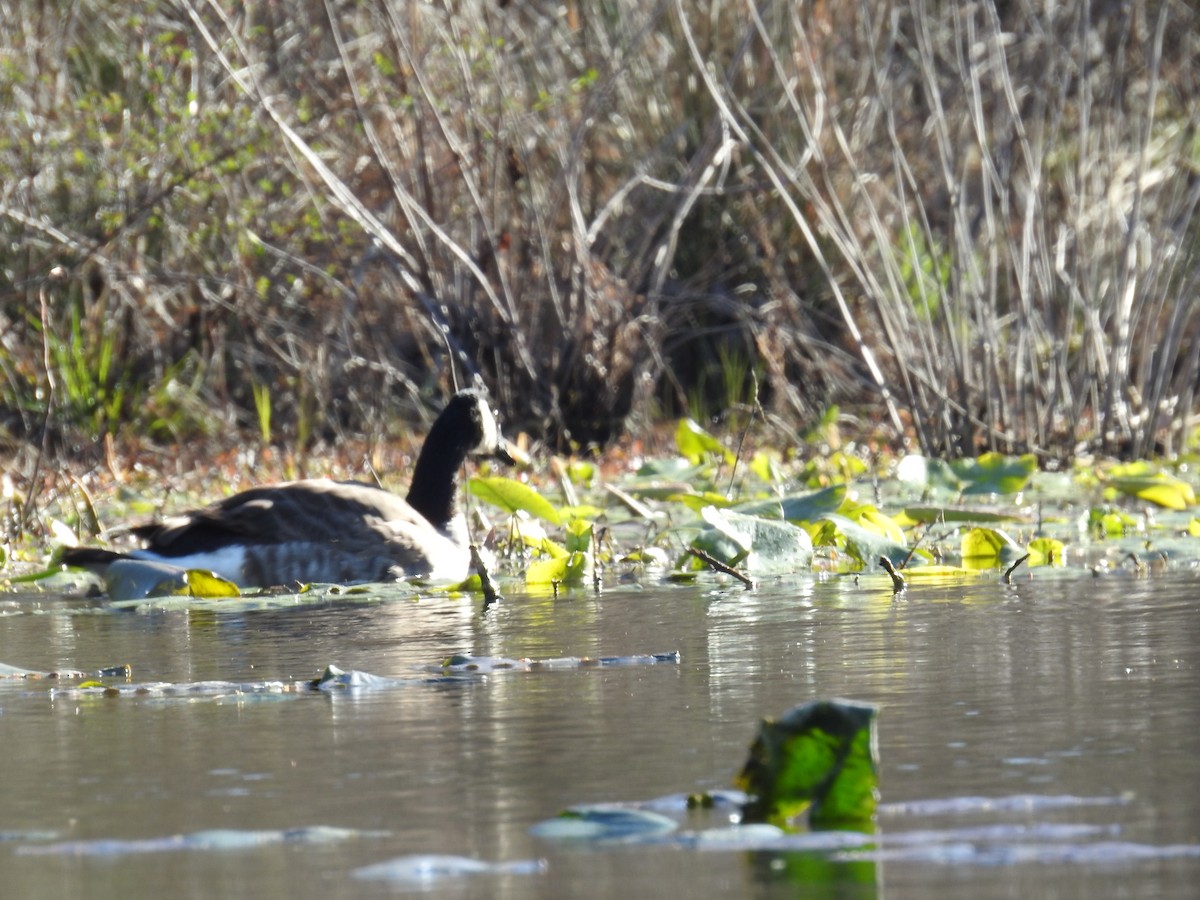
[478,401,501,453]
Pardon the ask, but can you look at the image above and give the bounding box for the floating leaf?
[632,457,701,480]
[777,485,847,523]
[1105,466,1196,510]
[895,455,961,492]
[670,490,735,513]
[1188,518,1200,537]
[961,527,1021,569]
[179,570,241,599]
[736,699,879,829]
[901,564,979,579]
[674,418,735,465]
[1085,506,1140,538]
[525,551,589,585]
[1027,537,1066,567]
[952,452,1038,495]
[901,505,1031,525]
[816,514,909,569]
[698,506,813,574]
[469,476,560,524]
[838,499,906,545]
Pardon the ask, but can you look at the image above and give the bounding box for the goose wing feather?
[134,480,434,554]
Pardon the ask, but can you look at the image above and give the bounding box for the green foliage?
[1104,463,1196,510]
[470,476,561,525]
[675,418,735,466]
[1027,537,1065,567]
[896,222,951,320]
[737,699,879,829]
[961,527,1022,570]
[950,453,1039,496]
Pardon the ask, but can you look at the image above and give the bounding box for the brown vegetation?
[2,0,1198,473]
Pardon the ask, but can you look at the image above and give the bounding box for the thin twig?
[879,556,906,593]
[470,544,502,611]
[687,547,755,589]
[1002,553,1030,584]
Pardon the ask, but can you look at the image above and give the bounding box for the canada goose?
[62,389,513,587]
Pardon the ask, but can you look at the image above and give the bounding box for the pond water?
[1,568,1198,898]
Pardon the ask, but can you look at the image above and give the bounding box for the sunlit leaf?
[670,490,735,513]
[1188,517,1200,537]
[525,551,589,585]
[469,476,560,524]
[961,527,1021,569]
[736,699,879,829]
[951,452,1038,495]
[1027,537,1065,567]
[564,518,593,554]
[817,514,909,568]
[1105,468,1195,510]
[901,564,978,579]
[184,569,240,598]
[698,506,813,574]
[901,505,1031,525]
[1085,506,1140,537]
[839,500,906,545]
[566,460,596,485]
[558,503,604,520]
[749,451,781,484]
[674,418,735,465]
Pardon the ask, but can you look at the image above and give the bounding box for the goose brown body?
[62,390,511,588]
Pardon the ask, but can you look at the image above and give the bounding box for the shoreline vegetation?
[2,1,1199,556]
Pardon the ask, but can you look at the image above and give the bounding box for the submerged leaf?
[736,699,879,829]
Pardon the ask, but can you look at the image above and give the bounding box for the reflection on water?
[0,570,1198,898]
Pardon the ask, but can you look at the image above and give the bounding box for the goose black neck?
[405,409,477,528]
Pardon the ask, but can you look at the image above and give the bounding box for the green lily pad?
[525,551,589,585]
[1027,537,1066,567]
[951,452,1038,495]
[1105,466,1196,510]
[736,699,879,829]
[777,485,848,523]
[961,526,1023,568]
[816,514,910,569]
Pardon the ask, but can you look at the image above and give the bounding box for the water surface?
[1,569,1197,898]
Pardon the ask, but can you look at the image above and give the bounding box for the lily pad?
[951,452,1038,495]
[1105,464,1196,510]
[961,527,1024,569]
[697,506,814,575]
[736,699,879,829]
